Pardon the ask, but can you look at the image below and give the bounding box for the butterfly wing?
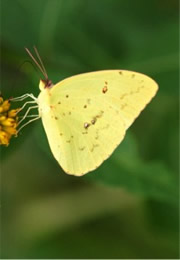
[39,70,158,176]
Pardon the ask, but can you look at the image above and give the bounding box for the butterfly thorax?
[38,83,52,117]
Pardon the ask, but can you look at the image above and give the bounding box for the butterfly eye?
[46,80,53,88]
[43,80,53,89]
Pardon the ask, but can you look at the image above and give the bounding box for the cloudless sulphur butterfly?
[7,48,159,176]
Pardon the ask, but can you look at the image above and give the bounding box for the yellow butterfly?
[9,47,158,176]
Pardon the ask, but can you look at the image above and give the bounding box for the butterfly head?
[39,79,53,91]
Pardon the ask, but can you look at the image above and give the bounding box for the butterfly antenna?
[25,47,48,80]
[33,46,48,80]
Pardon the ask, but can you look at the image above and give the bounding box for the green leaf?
[84,132,178,204]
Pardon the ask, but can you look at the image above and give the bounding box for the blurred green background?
[0,0,179,258]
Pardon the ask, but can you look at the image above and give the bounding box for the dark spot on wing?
[95,110,104,119]
[121,103,127,110]
[102,86,108,94]
[55,116,58,120]
[66,94,69,98]
[119,71,123,75]
[90,143,99,152]
[120,93,127,100]
[84,105,87,108]
[119,85,145,102]
[82,111,104,131]
[84,122,90,129]
[79,146,85,151]
[91,118,96,124]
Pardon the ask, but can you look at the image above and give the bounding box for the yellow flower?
[1,118,16,127]
[3,126,17,135]
[8,109,20,118]
[0,100,10,113]
[0,96,19,146]
[0,116,6,122]
[0,131,9,145]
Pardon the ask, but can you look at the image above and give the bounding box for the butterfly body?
[37,70,158,176]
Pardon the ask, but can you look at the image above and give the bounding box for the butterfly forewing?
[38,70,158,175]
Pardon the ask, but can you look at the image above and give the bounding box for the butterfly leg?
[10,93,37,102]
[18,105,39,125]
[19,115,39,118]
[17,100,38,114]
[17,115,40,134]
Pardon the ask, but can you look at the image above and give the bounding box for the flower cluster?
[0,96,19,146]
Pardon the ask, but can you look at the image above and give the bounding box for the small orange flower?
[0,100,11,113]
[0,130,9,145]
[0,96,19,146]
[8,109,19,118]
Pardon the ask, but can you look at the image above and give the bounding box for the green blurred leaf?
[84,133,178,204]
